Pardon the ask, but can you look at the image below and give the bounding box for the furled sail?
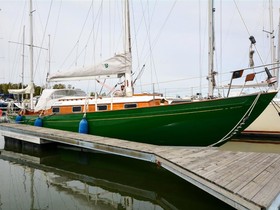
[48,52,131,82]
[8,83,35,94]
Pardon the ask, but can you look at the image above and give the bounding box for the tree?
[34,85,43,96]
[53,84,66,89]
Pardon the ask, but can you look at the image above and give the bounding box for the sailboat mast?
[208,0,215,98]
[46,34,51,89]
[124,0,133,96]
[269,0,276,74]
[22,26,25,103]
[29,0,34,109]
[124,0,132,54]
[277,8,280,89]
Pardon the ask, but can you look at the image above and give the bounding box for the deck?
[0,123,279,210]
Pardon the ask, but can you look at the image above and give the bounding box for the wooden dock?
[0,123,279,210]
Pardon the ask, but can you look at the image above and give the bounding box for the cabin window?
[72,106,82,112]
[51,89,87,99]
[52,107,60,113]
[124,103,137,109]
[97,105,107,111]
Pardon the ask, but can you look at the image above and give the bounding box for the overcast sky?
[0,0,280,97]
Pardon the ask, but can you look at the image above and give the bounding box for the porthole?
[73,106,82,112]
[124,103,137,109]
[97,105,107,111]
[52,107,60,113]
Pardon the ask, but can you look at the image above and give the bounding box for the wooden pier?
[0,123,279,210]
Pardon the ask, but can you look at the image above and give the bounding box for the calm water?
[0,136,235,210]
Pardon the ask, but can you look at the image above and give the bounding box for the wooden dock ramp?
[0,123,279,210]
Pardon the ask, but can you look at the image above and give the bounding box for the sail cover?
[48,53,131,82]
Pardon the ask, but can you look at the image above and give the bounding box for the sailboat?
[8,0,36,111]
[10,0,278,146]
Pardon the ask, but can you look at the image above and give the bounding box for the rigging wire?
[33,0,54,83]
[131,2,143,91]
[232,0,270,92]
[149,1,177,58]
[133,0,177,92]
[50,0,62,73]
[141,0,159,91]
[112,1,123,54]
[9,0,27,83]
[233,0,265,65]
[130,0,156,92]
[271,100,280,114]
[59,1,94,69]
[64,1,103,70]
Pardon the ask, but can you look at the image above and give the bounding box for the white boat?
[242,98,280,137]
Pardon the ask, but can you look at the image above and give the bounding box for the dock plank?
[186,150,240,173]
[156,147,199,159]
[192,152,245,176]
[166,149,217,167]
[227,154,280,194]
[216,153,272,187]
[253,170,280,207]
[244,156,280,205]
[202,152,255,181]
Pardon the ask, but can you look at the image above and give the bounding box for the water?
[0,136,235,210]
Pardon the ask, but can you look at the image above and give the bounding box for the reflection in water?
[0,137,233,210]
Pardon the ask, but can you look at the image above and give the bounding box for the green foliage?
[53,83,66,89]
[0,83,21,94]
[34,84,43,96]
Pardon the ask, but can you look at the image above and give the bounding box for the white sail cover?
[48,52,132,82]
[8,83,35,94]
[34,89,87,112]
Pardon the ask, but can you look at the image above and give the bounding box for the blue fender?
[79,118,88,134]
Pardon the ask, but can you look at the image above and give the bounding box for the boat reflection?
[0,139,233,210]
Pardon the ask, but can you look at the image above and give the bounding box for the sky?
[0,0,280,97]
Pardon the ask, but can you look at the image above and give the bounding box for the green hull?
[17,91,277,146]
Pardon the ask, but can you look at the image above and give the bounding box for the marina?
[0,2,279,208]
[0,123,279,210]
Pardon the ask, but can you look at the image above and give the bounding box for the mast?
[124,0,133,96]
[268,0,279,90]
[22,26,25,104]
[269,0,275,65]
[46,34,51,89]
[29,0,34,109]
[208,0,216,98]
[277,8,280,89]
